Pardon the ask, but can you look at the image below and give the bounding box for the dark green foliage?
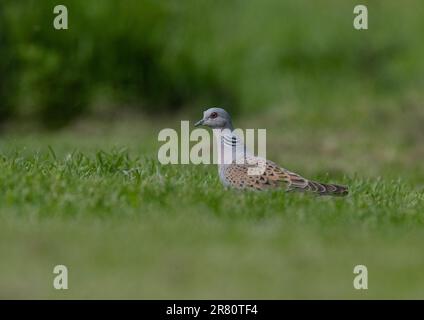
[1,0,423,127]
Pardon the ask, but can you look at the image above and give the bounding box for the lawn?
[0,105,423,299]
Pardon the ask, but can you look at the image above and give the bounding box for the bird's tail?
[306,180,349,196]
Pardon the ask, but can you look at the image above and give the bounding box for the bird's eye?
[210,112,218,119]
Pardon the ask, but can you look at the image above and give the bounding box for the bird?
[194,107,348,196]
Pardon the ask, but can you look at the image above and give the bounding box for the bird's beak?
[194,119,204,127]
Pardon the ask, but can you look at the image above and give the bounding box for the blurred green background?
[1,0,423,128]
[0,0,424,299]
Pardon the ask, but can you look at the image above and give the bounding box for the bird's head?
[194,107,233,130]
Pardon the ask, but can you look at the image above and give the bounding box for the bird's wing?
[223,158,307,191]
[224,158,348,195]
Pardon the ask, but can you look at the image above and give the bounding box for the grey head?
[194,107,234,130]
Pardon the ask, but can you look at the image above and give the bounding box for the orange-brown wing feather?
[223,159,348,196]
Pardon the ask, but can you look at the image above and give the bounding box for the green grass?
[0,114,423,299]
